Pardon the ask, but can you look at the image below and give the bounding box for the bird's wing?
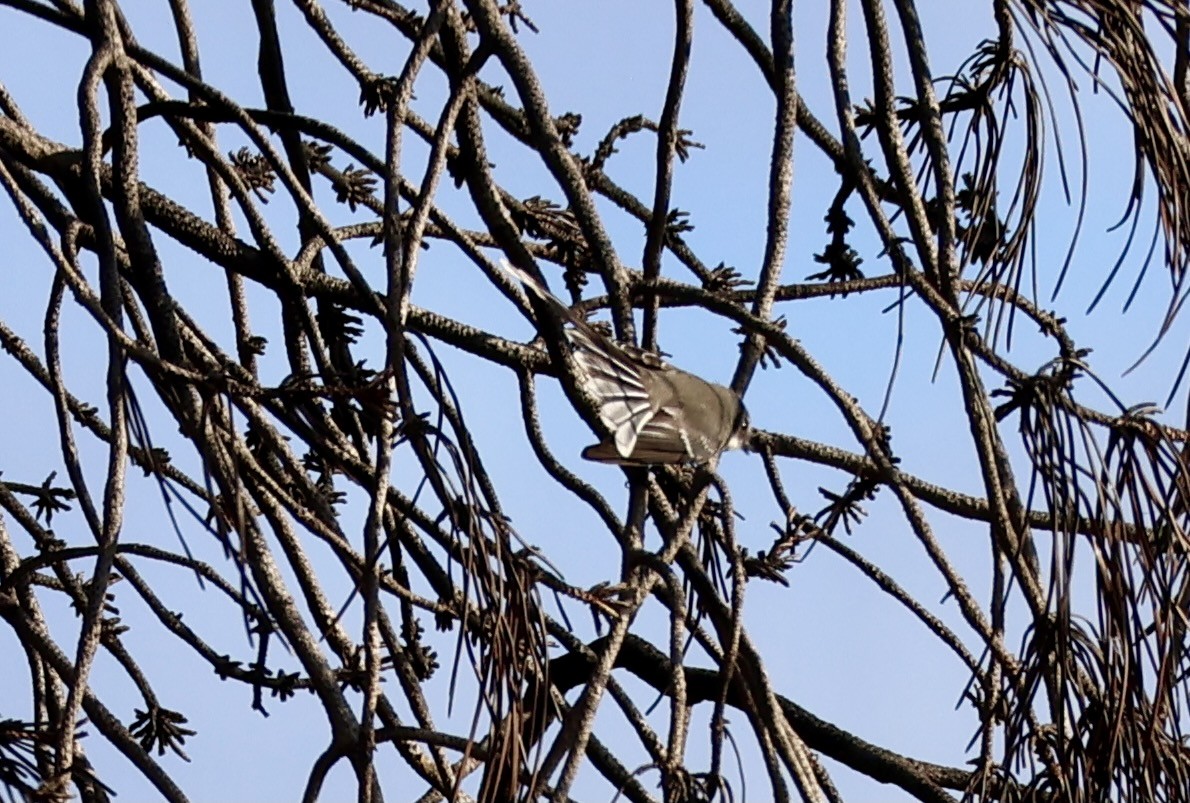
[581,438,689,465]
[502,261,668,459]
[582,390,692,464]
[566,325,658,458]
[628,405,693,462]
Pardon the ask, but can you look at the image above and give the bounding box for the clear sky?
[1,1,1187,801]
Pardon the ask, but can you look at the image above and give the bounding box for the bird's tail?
[499,259,575,321]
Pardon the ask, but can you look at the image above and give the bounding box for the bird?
[502,260,750,466]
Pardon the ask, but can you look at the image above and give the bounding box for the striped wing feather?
[502,261,695,462]
[628,406,692,462]
[567,326,658,458]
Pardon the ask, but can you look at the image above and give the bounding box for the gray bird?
[503,261,750,465]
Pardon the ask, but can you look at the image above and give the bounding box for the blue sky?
[1,1,1187,801]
